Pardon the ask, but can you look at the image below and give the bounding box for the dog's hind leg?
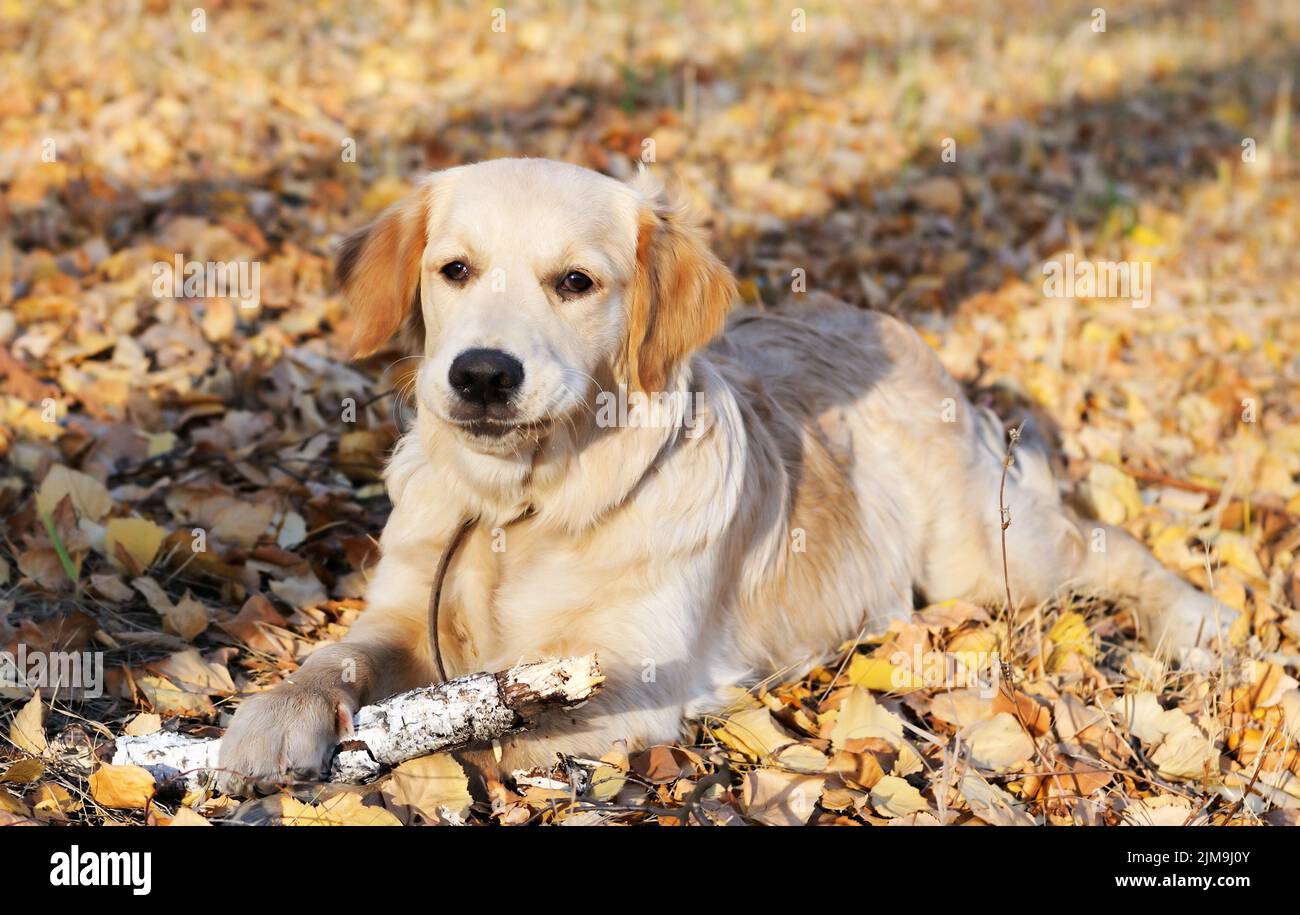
[920,408,1235,656]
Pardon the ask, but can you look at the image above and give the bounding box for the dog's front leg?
[218,475,459,792]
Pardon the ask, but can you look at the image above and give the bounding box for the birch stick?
[111,653,604,790]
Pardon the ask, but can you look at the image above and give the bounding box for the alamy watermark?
[889,644,1002,698]
[1,645,104,698]
[595,383,705,437]
[1042,253,1152,308]
[152,254,261,309]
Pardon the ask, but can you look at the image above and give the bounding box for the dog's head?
[336,159,735,455]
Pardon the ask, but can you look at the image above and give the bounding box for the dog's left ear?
[335,181,432,358]
[622,175,737,393]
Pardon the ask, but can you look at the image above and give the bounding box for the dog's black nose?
[448,349,524,405]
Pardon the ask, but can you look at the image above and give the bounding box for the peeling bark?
[111,654,604,789]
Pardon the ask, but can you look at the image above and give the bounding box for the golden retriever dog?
[218,158,1233,788]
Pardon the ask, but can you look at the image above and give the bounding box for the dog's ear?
[622,176,736,393]
[335,183,431,358]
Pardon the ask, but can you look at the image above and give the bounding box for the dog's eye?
[440,261,470,282]
[558,271,593,294]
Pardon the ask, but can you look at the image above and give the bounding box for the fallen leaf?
[104,516,166,571]
[381,754,473,825]
[36,465,112,522]
[742,769,823,826]
[123,713,162,737]
[962,713,1035,772]
[167,806,212,826]
[869,775,929,818]
[9,691,47,756]
[958,773,1036,826]
[846,654,922,692]
[89,763,156,809]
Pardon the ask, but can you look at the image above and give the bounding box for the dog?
[218,158,1234,789]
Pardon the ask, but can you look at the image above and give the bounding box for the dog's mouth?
[448,416,551,452]
[459,418,545,439]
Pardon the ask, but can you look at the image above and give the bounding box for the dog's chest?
[439,514,655,671]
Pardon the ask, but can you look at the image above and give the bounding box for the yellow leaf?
[1084,463,1143,525]
[830,688,902,751]
[947,627,999,655]
[9,691,47,756]
[963,713,1035,772]
[1047,610,1096,672]
[0,758,45,784]
[381,754,473,824]
[30,783,81,817]
[1128,224,1165,248]
[123,713,162,737]
[589,747,629,802]
[869,775,929,818]
[166,806,212,826]
[145,432,176,457]
[104,516,166,571]
[277,793,401,826]
[846,654,922,692]
[89,764,156,809]
[36,465,112,522]
[714,708,826,772]
[1215,532,1266,581]
[0,787,31,817]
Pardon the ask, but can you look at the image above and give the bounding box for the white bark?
[111,654,604,790]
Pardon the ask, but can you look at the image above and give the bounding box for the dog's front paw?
[217,685,353,796]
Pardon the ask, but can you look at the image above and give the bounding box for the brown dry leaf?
[89,572,135,601]
[909,176,963,216]
[167,806,212,826]
[30,782,81,818]
[1119,795,1199,826]
[629,745,696,784]
[131,578,210,641]
[36,465,112,521]
[714,707,827,773]
[1110,693,1218,780]
[869,775,930,818]
[89,763,156,809]
[1053,693,1108,742]
[0,758,45,784]
[217,593,292,656]
[0,787,31,817]
[162,593,211,641]
[147,649,233,695]
[9,691,47,756]
[381,754,473,825]
[123,713,162,737]
[167,490,275,548]
[962,713,1035,772]
[930,688,997,727]
[958,773,1036,826]
[136,674,216,718]
[276,793,402,826]
[268,571,329,611]
[741,769,823,826]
